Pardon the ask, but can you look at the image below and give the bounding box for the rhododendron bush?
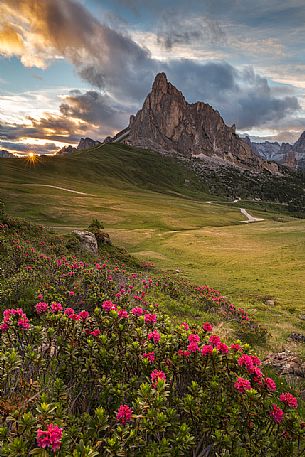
[0,301,304,456]
[0,217,304,456]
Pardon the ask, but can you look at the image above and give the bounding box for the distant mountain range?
[246,132,305,170]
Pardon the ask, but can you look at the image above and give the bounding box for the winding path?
[26,184,94,196]
[240,208,264,223]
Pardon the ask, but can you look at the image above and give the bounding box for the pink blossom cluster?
[102,300,117,312]
[279,392,298,409]
[234,377,252,393]
[270,404,284,424]
[143,352,155,363]
[148,330,160,343]
[144,313,157,324]
[0,308,30,332]
[151,369,166,387]
[36,423,63,451]
[116,404,133,425]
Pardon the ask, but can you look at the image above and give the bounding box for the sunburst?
[25,152,39,165]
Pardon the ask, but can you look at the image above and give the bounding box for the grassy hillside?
[1,216,304,455]
[1,144,305,349]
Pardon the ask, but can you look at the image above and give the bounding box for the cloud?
[0,0,157,102]
[0,89,132,152]
[0,115,82,143]
[0,0,303,146]
[59,90,131,131]
[164,61,300,130]
[0,141,57,154]
[156,13,226,50]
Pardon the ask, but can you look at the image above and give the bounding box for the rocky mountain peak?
[109,72,277,173]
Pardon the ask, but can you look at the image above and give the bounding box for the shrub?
[0,297,304,456]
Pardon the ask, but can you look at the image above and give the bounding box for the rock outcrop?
[107,73,278,172]
[57,137,101,155]
[57,145,75,155]
[0,149,15,158]
[77,137,101,150]
[264,351,305,382]
[72,230,98,255]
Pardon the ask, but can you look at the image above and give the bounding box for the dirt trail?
[26,184,94,196]
[240,208,265,223]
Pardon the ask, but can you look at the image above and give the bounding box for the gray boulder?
[72,230,98,255]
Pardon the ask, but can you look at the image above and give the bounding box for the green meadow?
[1,143,305,348]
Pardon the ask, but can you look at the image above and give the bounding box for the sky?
[1,0,305,155]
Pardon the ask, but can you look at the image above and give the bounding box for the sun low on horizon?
[1,0,305,158]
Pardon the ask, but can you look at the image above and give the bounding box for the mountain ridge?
[250,130,305,169]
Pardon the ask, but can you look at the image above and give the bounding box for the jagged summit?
[107,73,277,172]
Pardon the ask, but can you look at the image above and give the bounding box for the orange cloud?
[0,23,24,56]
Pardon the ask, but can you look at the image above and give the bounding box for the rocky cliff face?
[109,73,277,172]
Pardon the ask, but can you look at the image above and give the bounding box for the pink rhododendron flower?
[102,300,117,312]
[217,342,229,354]
[265,377,277,392]
[90,329,101,337]
[177,349,191,357]
[188,333,200,343]
[116,404,133,425]
[151,369,166,387]
[201,344,213,355]
[148,330,160,343]
[17,317,30,329]
[230,343,242,352]
[143,352,155,363]
[36,424,63,451]
[144,313,157,324]
[187,342,199,352]
[78,310,90,320]
[118,309,129,319]
[209,335,221,347]
[131,307,144,316]
[51,302,63,313]
[0,322,9,332]
[68,291,75,296]
[238,354,254,371]
[64,308,75,317]
[234,377,252,393]
[270,404,284,423]
[251,366,263,380]
[279,392,298,409]
[202,322,213,332]
[35,302,49,314]
[1,308,30,331]
[250,355,262,366]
